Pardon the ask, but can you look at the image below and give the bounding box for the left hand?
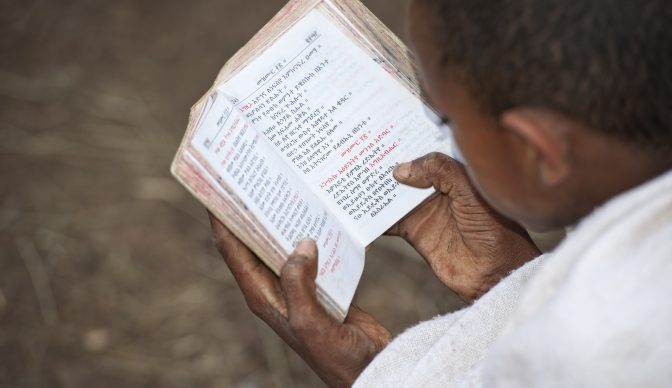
[209,212,391,388]
[388,153,541,302]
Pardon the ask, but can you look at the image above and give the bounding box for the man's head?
[409,0,672,231]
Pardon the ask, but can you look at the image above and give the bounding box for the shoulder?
[483,222,672,388]
[355,255,548,388]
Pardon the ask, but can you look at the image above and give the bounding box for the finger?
[393,152,463,193]
[208,212,288,320]
[280,239,338,340]
[208,211,254,262]
[384,191,442,237]
[346,306,392,349]
[385,222,401,236]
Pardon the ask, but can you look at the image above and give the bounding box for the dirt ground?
[0,1,468,386]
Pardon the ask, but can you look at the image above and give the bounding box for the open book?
[171,0,456,321]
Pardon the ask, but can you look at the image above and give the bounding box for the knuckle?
[245,294,270,318]
[425,152,446,173]
[423,152,455,191]
[281,255,308,280]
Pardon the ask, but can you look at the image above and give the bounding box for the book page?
[190,93,364,315]
[207,8,456,246]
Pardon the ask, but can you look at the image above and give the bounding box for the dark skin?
[408,4,672,232]
[209,218,391,387]
[208,151,539,386]
[209,1,672,387]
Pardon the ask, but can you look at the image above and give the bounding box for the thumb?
[280,239,336,336]
[393,152,464,193]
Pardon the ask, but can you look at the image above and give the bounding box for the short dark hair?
[417,0,672,151]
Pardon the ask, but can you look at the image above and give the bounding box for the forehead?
[407,1,443,70]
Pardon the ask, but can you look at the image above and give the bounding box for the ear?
[499,107,571,186]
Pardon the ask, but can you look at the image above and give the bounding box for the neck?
[573,135,672,219]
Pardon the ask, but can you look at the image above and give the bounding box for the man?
[209,0,672,386]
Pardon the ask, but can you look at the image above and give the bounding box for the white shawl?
[355,169,672,387]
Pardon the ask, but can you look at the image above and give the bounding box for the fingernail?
[394,162,411,180]
[295,238,315,256]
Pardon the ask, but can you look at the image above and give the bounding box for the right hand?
[209,214,391,388]
[388,152,541,302]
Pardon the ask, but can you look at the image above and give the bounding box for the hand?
[389,152,540,302]
[209,213,391,388]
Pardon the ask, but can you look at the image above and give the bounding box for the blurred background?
[0,0,477,386]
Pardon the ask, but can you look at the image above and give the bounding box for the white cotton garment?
[354,168,672,388]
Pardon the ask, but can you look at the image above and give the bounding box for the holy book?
[171,0,456,321]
